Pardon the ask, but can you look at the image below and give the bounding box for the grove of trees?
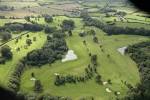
[0,32,12,41]
[124,41,150,100]
[44,15,53,23]
[25,31,68,66]
[61,20,75,31]
[0,45,13,60]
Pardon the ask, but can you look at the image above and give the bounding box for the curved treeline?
[81,12,150,36]
[124,41,150,100]
[54,55,100,86]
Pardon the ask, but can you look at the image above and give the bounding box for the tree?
[0,57,5,64]
[31,72,35,78]
[33,37,36,41]
[95,75,102,84]
[91,55,97,65]
[83,40,86,45]
[79,31,86,37]
[68,30,72,36]
[88,29,96,36]
[61,20,75,31]
[1,45,13,59]
[93,36,98,43]
[24,16,30,22]
[107,79,112,84]
[26,34,29,38]
[1,32,12,41]
[26,39,32,46]
[107,54,110,58]
[44,15,53,23]
[34,80,43,93]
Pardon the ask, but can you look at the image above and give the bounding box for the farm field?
[0,0,150,100]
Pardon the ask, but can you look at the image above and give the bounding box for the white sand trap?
[117,92,121,95]
[62,50,77,62]
[117,46,127,55]
[103,81,108,85]
[54,73,60,76]
[106,88,112,93]
[30,78,36,81]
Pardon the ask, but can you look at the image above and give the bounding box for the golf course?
[0,0,150,100]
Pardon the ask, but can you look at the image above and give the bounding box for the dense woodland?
[25,31,68,66]
[124,41,150,100]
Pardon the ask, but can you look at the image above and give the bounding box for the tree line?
[0,22,43,32]
[81,10,150,36]
[54,54,103,86]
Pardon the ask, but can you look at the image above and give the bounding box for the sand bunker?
[106,88,112,93]
[30,78,36,81]
[117,46,127,55]
[62,50,77,62]
[54,73,60,76]
[103,81,108,85]
[117,92,121,95]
